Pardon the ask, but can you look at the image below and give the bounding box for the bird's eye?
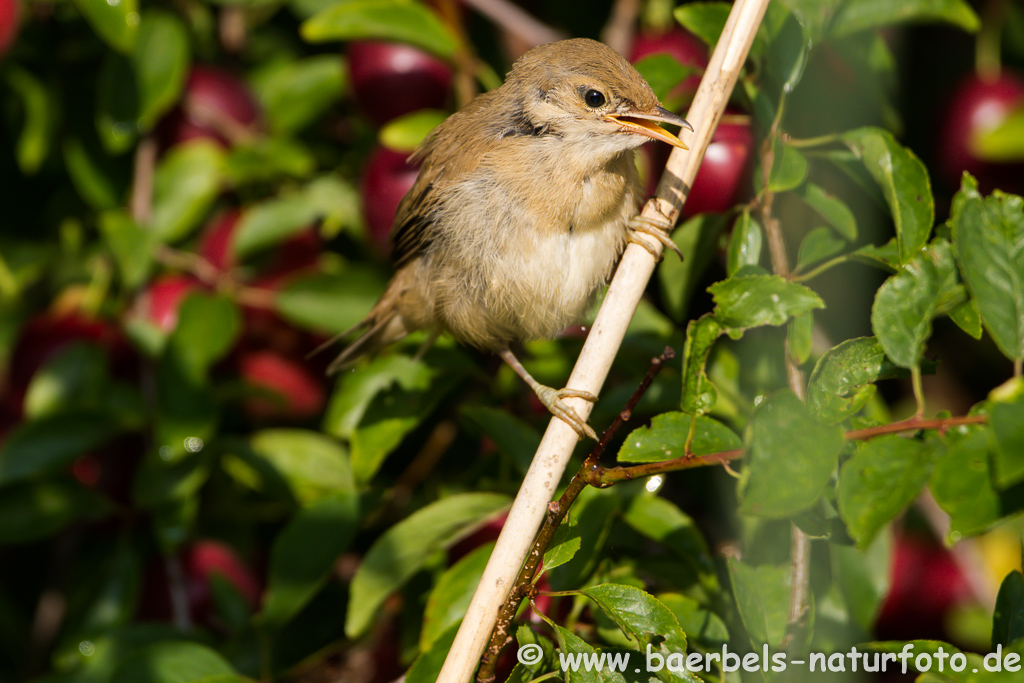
[583,89,606,108]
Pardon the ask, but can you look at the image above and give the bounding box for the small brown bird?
[332,38,691,439]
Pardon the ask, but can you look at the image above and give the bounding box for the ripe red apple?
[0,0,20,59]
[136,274,204,333]
[682,117,753,216]
[346,41,453,127]
[197,209,242,273]
[159,66,261,147]
[938,73,1024,194]
[629,27,708,99]
[238,350,326,420]
[361,144,420,249]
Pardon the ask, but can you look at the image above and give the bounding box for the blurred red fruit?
[239,350,326,419]
[938,73,1024,194]
[160,66,261,147]
[629,28,707,99]
[449,512,507,564]
[198,209,242,272]
[361,145,420,248]
[185,540,262,611]
[138,274,203,333]
[346,41,453,126]
[0,0,20,58]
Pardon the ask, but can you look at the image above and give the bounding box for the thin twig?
[130,136,158,226]
[459,0,564,48]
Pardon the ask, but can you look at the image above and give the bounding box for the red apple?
[629,28,708,99]
[0,0,19,58]
[136,274,204,333]
[938,73,1024,194]
[185,539,262,611]
[361,144,420,249]
[346,41,453,126]
[159,66,261,148]
[238,350,326,420]
[197,209,242,273]
[683,117,753,216]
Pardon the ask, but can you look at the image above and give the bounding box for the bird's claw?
[628,214,683,261]
[535,385,598,440]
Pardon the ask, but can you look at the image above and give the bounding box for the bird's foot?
[627,213,683,261]
[534,385,598,441]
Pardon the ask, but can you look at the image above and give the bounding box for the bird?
[329,37,691,439]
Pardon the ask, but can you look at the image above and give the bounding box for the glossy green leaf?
[975,108,1024,162]
[796,226,846,270]
[323,354,431,439]
[421,543,492,650]
[72,0,139,53]
[223,138,317,185]
[950,176,1024,362]
[851,238,900,272]
[23,342,108,419]
[4,66,56,174]
[633,53,700,103]
[250,429,354,505]
[727,559,789,648]
[948,297,983,339]
[726,211,762,276]
[167,294,241,381]
[133,11,190,130]
[990,377,1024,488]
[99,210,153,288]
[460,406,540,475]
[109,640,238,683]
[807,336,906,423]
[549,488,619,591]
[380,110,447,153]
[550,624,603,683]
[829,0,979,38]
[841,127,933,265]
[993,571,1024,649]
[151,140,225,242]
[673,2,731,47]
[659,214,730,323]
[929,426,1001,540]
[580,584,688,654]
[798,182,858,241]
[658,593,729,650]
[871,240,960,368]
[275,269,389,335]
[766,13,809,92]
[619,411,740,462]
[710,274,825,332]
[838,436,940,547]
[766,137,808,193]
[788,311,813,366]
[302,0,458,58]
[345,492,510,637]
[406,622,460,683]
[0,478,113,544]
[680,314,721,415]
[252,55,346,135]
[623,494,715,585]
[541,517,581,576]
[739,389,844,517]
[262,490,359,628]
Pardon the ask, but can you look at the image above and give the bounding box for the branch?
[435,2,771,681]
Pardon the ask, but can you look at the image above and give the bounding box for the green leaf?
[345,493,510,638]
[252,55,346,135]
[151,141,225,242]
[99,211,154,288]
[580,584,688,654]
[380,110,447,153]
[133,11,190,130]
[990,377,1024,488]
[223,138,317,185]
[550,624,603,683]
[302,0,458,58]
[673,2,731,47]
[807,336,906,423]
[838,436,940,547]
[275,269,389,335]
[633,54,700,103]
[460,406,540,475]
[831,536,891,632]
[851,238,900,272]
[993,571,1024,649]
[0,478,113,544]
[929,426,1001,540]
[421,543,492,650]
[549,488,619,591]
[796,227,846,270]
[71,0,139,53]
[765,12,809,93]
[23,342,108,418]
[948,297,983,340]
[841,127,933,265]
[249,429,354,505]
[659,213,730,323]
[871,240,960,368]
[797,183,858,240]
[168,294,241,382]
[950,177,1024,363]
[3,66,56,174]
[788,311,813,366]
[709,274,825,332]
[727,559,789,648]
[96,52,140,153]
[975,108,1024,162]
[618,411,740,462]
[766,137,808,193]
[739,389,844,517]
[726,211,762,276]
[63,136,122,210]
[407,622,460,683]
[542,516,580,573]
[0,415,122,484]
[324,354,430,439]
[109,640,239,683]
[829,0,979,38]
[261,490,359,628]
[680,314,722,415]
[623,495,715,585]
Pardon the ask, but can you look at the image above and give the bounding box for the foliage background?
[3,0,1024,681]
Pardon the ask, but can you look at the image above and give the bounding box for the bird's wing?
[390,174,440,269]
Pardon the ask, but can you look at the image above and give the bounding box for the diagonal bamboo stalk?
[435,2,772,681]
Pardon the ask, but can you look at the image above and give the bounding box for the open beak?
[605,106,693,149]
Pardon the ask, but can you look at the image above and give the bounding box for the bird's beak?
[605,106,693,149]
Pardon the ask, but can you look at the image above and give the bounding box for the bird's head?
[503,38,693,156]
